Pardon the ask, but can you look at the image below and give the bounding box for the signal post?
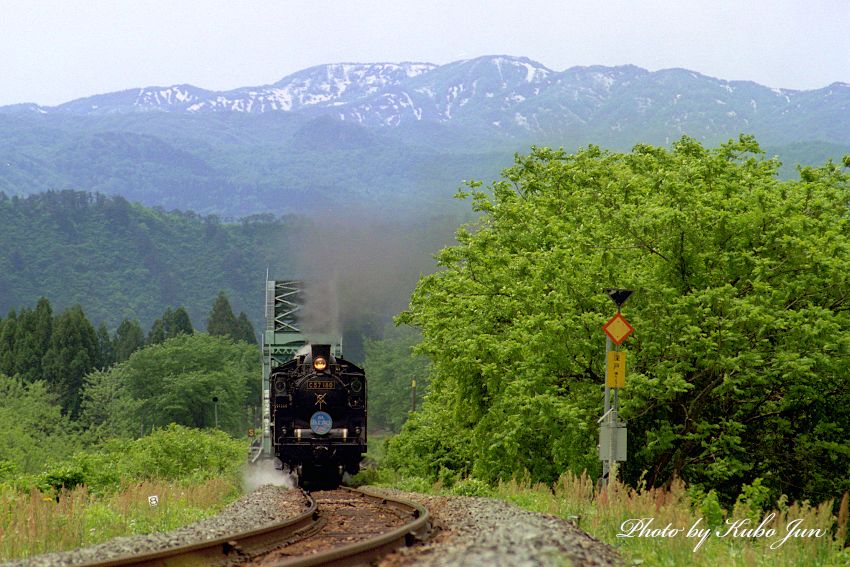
[599,289,634,488]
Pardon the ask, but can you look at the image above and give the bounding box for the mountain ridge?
[1,55,848,216]
[4,55,847,143]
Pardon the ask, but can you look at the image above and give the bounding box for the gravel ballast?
[1,485,306,567]
[3,485,621,567]
[372,488,622,567]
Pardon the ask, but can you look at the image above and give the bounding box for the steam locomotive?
[269,343,367,486]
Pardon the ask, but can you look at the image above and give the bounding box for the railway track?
[77,487,429,567]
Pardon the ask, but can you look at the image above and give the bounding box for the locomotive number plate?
[307,380,335,390]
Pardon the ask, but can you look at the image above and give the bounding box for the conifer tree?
[161,308,175,337]
[207,292,238,338]
[236,312,257,344]
[0,310,17,376]
[13,298,52,382]
[42,305,98,417]
[148,306,194,346]
[113,319,145,362]
[95,322,114,368]
[169,307,194,337]
[147,318,166,345]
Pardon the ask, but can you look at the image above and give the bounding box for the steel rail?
[266,486,430,567]
[75,486,429,567]
[78,489,319,567]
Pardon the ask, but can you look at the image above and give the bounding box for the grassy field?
[0,477,239,561]
[0,425,247,562]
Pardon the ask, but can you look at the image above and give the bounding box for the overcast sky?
[2,0,849,107]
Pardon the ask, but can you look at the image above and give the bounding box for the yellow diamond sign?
[603,312,634,345]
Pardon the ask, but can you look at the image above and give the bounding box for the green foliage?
[113,319,145,362]
[38,466,87,495]
[384,389,476,480]
[147,307,194,346]
[390,137,850,504]
[0,191,298,332]
[26,425,245,496]
[95,322,113,369]
[235,312,256,345]
[0,310,17,375]
[79,333,258,437]
[42,305,99,417]
[121,424,245,482]
[11,298,52,382]
[207,291,254,344]
[733,478,773,522]
[207,291,238,337]
[0,460,18,481]
[450,477,494,497]
[170,307,194,337]
[147,319,166,345]
[364,324,430,431]
[689,486,726,530]
[0,374,80,473]
[77,368,143,439]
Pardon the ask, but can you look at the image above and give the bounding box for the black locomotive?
[269,343,366,486]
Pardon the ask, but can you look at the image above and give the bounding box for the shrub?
[121,424,245,482]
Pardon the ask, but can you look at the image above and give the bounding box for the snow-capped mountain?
[6,55,848,145]
[40,62,437,116]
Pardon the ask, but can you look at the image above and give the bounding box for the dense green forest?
[387,136,850,507]
[0,190,293,330]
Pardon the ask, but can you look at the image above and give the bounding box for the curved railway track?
[77,487,429,567]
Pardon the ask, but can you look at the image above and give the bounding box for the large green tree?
[79,333,258,437]
[390,137,850,504]
[148,306,195,346]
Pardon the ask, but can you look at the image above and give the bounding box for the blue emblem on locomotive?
[310,411,333,435]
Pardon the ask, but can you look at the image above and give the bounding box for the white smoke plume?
[242,459,297,492]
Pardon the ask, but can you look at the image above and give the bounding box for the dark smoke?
[276,210,463,361]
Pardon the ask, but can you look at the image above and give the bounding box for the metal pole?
[603,336,612,483]
[609,376,618,492]
[411,379,417,412]
[214,402,219,429]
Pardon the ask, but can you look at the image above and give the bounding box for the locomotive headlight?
[313,356,328,372]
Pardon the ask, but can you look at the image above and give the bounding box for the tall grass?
[0,478,238,561]
[493,472,850,567]
[363,466,849,565]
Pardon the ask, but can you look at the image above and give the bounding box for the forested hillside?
[0,191,455,358]
[0,191,295,330]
